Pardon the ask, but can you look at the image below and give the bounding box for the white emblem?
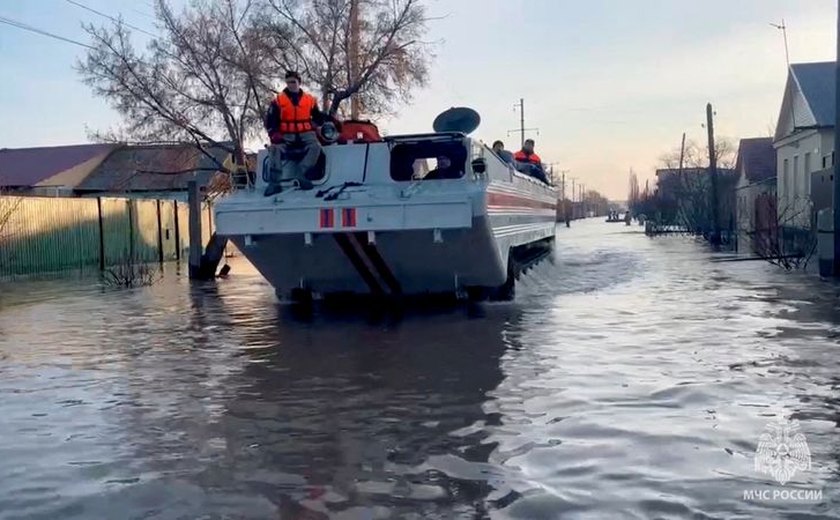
[755,417,811,485]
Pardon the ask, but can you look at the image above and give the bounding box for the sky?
[0,0,837,199]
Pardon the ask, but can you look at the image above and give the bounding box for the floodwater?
[2,220,840,519]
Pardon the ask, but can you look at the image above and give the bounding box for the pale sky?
[0,0,837,198]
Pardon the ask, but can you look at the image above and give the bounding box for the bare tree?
[658,137,737,171]
[747,193,816,270]
[259,0,432,117]
[628,171,640,210]
[78,0,271,177]
[103,253,163,288]
[0,186,22,241]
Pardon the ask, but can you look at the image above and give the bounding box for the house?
[774,61,835,228]
[0,143,117,196]
[734,138,777,254]
[74,143,232,200]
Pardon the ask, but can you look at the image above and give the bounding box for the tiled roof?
[736,137,776,183]
[791,61,835,127]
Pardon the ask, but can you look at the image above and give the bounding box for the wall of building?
[0,195,213,278]
[776,129,831,228]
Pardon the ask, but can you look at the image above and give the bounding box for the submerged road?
[1,219,839,519]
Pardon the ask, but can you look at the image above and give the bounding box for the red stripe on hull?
[320,208,334,228]
[487,192,557,211]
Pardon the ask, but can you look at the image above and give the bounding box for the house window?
[793,155,799,198]
[804,152,812,197]
[783,158,790,205]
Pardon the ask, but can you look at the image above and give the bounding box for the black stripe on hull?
[355,233,403,296]
[333,233,384,296]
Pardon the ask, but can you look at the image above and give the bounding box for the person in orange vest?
[263,70,329,196]
[513,139,548,183]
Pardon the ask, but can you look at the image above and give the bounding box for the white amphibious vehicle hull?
[214,132,557,301]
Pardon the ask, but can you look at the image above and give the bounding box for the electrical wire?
[64,0,157,37]
[0,15,94,49]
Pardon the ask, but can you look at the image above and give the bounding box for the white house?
[774,61,835,228]
[734,138,776,253]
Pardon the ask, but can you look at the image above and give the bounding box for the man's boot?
[264,183,283,197]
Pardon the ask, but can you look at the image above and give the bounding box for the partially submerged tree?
[259,0,432,118]
[648,138,739,241]
[746,193,816,270]
[78,0,272,175]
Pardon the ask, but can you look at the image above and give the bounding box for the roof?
[791,62,835,127]
[735,137,776,183]
[0,143,116,188]
[76,144,231,192]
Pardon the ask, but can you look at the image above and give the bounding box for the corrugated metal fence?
[0,196,214,278]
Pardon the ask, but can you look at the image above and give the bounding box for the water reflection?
[0,269,522,518]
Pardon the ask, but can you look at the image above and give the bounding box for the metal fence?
[0,195,212,278]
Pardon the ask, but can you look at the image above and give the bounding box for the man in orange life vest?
[513,139,548,183]
[263,70,329,196]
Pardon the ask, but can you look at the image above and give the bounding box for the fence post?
[188,181,202,279]
[96,197,105,271]
[173,201,181,262]
[156,199,164,265]
[127,199,135,260]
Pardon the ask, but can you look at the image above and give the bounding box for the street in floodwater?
[2,219,840,519]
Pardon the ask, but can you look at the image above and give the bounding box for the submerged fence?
[0,195,215,278]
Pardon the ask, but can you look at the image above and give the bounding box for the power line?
[64,0,157,37]
[0,15,94,49]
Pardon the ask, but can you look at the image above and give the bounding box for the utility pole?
[678,132,687,204]
[581,184,586,217]
[349,0,361,119]
[707,103,721,247]
[509,98,539,147]
[771,19,791,68]
[561,172,566,200]
[833,0,840,275]
[560,171,570,226]
[771,20,795,124]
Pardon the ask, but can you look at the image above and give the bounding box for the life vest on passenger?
[338,120,381,143]
[514,150,542,165]
[276,91,317,134]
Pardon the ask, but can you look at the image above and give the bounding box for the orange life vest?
[514,150,542,164]
[276,91,317,134]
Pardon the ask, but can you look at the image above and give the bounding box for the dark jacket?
[264,88,330,140]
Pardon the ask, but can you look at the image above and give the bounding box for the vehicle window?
[390,141,467,181]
